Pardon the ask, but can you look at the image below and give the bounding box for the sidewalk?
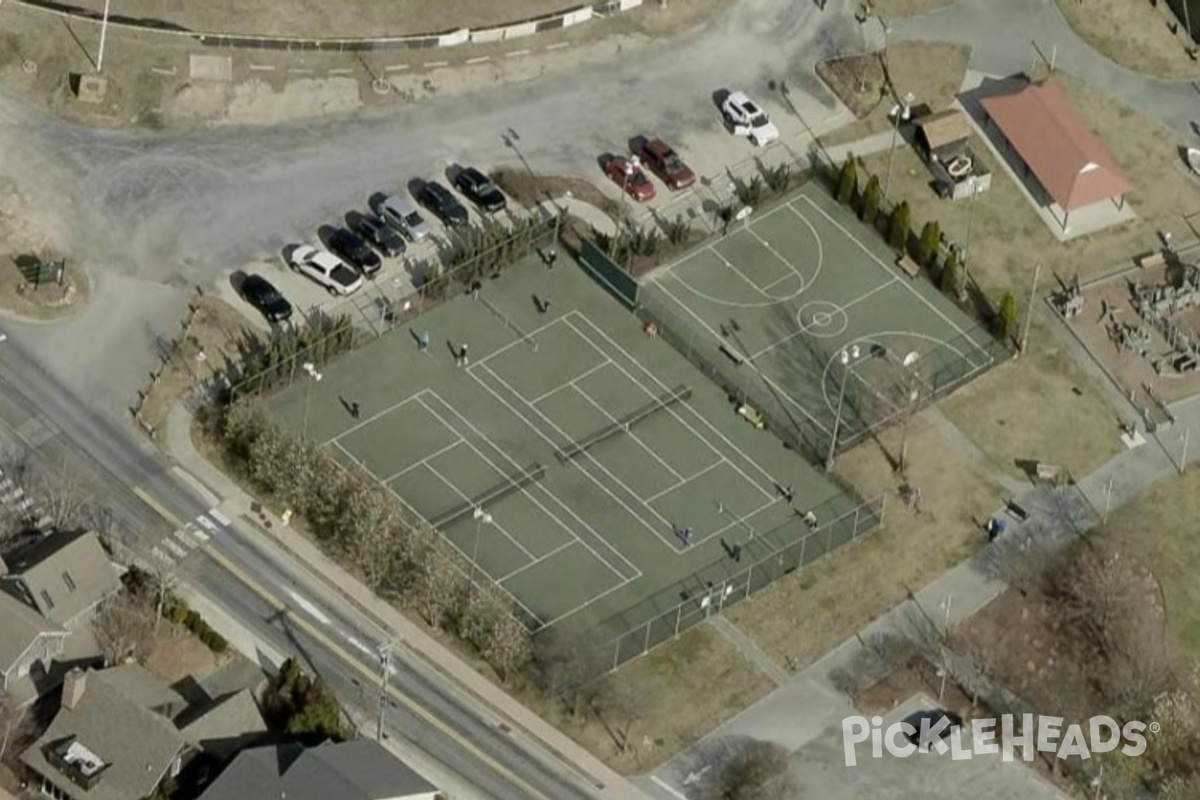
[164,403,649,800]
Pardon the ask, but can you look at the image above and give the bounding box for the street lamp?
[97,0,113,72]
[825,345,861,472]
[620,154,641,210]
[882,92,915,209]
[959,175,983,300]
[471,508,493,587]
[301,362,323,438]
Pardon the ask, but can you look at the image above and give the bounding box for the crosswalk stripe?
[196,515,220,534]
[151,546,171,564]
[191,528,211,543]
[35,515,53,529]
[208,508,232,527]
[173,528,199,547]
[163,539,187,558]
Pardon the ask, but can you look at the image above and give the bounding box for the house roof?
[93,664,188,719]
[0,591,65,673]
[979,78,1133,211]
[915,109,971,151]
[20,668,188,800]
[2,531,121,625]
[179,689,269,760]
[198,740,438,800]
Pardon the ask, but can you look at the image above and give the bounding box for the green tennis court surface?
[263,245,875,648]
[639,183,1004,460]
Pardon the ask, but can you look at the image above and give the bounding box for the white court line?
[563,314,782,504]
[470,312,584,369]
[643,460,725,503]
[422,459,536,561]
[651,280,833,438]
[322,393,424,449]
[456,373,642,581]
[527,360,611,405]
[568,382,686,483]
[288,590,332,625]
[420,389,641,628]
[745,276,901,362]
[480,364,676,535]
[742,224,806,280]
[381,439,463,484]
[496,539,576,583]
[704,243,782,300]
[208,508,232,527]
[761,271,802,291]
[797,196,990,365]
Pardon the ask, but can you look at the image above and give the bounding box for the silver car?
[376,195,431,243]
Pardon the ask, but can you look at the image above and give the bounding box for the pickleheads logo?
[841,713,1152,766]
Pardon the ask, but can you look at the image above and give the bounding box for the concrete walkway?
[707,616,791,686]
[163,403,650,800]
[890,0,1198,143]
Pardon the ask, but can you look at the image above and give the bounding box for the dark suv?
[240,274,293,323]
[417,181,469,227]
[328,228,382,276]
[453,167,507,214]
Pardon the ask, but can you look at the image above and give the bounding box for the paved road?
[0,332,600,800]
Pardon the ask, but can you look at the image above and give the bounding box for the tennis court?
[639,183,1004,461]
[264,251,874,641]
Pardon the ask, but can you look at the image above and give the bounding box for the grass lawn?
[1055,0,1200,80]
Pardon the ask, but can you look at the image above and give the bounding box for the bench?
[896,255,921,279]
[719,344,745,365]
[1137,251,1166,269]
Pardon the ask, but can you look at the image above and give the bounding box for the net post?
[798,531,807,569]
[612,639,620,672]
[853,504,861,537]
[746,564,754,597]
[674,601,684,636]
[643,620,652,655]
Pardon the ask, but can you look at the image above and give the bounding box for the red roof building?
[980,78,1132,230]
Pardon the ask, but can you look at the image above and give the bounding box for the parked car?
[901,710,964,746]
[355,214,406,257]
[603,155,656,202]
[375,195,432,243]
[287,245,363,296]
[240,274,293,323]
[453,167,507,213]
[721,91,779,147]
[417,181,470,227]
[328,227,382,277]
[639,138,697,190]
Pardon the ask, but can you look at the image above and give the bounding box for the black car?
[240,274,293,323]
[902,710,964,746]
[328,228,382,276]
[355,214,406,257]
[417,181,469,227]
[453,167,507,214]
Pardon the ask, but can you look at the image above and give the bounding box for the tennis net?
[555,384,692,463]
[480,296,538,351]
[429,462,546,528]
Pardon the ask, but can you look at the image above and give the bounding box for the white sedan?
[721,91,780,147]
[287,245,363,296]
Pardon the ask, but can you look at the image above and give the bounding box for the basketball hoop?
[643,321,659,339]
[902,351,920,366]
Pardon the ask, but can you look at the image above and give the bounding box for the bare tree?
[591,676,650,754]
[92,591,157,666]
[412,545,465,631]
[535,628,605,717]
[0,691,29,762]
[702,739,794,800]
[344,485,402,589]
[476,597,532,683]
[25,455,96,531]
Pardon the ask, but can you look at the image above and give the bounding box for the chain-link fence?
[594,491,885,673]
[229,213,561,401]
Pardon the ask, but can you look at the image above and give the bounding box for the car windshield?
[663,154,682,171]
[631,172,649,186]
[750,113,769,128]
[333,266,357,283]
[743,101,760,114]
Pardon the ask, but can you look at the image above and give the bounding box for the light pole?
[825,345,861,472]
[301,362,323,438]
[895,353,922,474]
[1181,428,1191,475]
[1102,477,1114,524]
[619,155,641,212]
[959,176,983,300]
[471,508,493,587]
[882,91,915,209]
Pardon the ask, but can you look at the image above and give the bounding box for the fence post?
[612,640,620,672]
[674,601,684,636]
[879,492,887,525]
[643,620,652,655]
[797,533,807,569]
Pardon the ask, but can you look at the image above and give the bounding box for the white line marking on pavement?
[207,508,232,527]
[424,61,449,68]
[164,539,188,558]
[173,528,197,547]
[328,68,353,74]
[650,776,689,800]
[466,56,490,64]
[191,527,211,542]
[384,64,409,72]
[249,64,276,71]
[196,515,220,534]
[288,591,332,625]
[288,67,315,74]
[545,42,570,50]
[506,49,531,58]
[149,66,177,76]
[345,636,372,656]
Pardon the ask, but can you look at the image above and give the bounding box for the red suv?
[640,138,697,190]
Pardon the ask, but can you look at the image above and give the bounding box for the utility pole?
[375,641,394,741]
[97,0,112,72]
[1020,261,1042,355]
[826,346,859,472]
[1181,428,1191,475]
[882,92,915,208]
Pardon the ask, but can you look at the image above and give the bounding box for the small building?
[913,109,993,200]
[979,78,1133,232]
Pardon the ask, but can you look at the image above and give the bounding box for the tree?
[0,691,29,762]
[591,677,649,754]
[535,629,605,718]
[412,546,465,631]
[25,455,96,532]
[92,591,157,666]
[860,175,881,228]
[916,220,941,268]
[836,158,858,207]
[939,250,961,297]
[705,740,794,800]
[887,201,912,252]
[478,602,532,683]
[995,291,1019,341]
[262,658,343,743]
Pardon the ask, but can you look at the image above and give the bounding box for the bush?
[995,291,1019,340]
[940,250,961,297]
[198,628,228,654]
[917,220,941,268]
[836,158,858,206]
[887,201,912,252]
[764,163,793,193]
[184,609,202,630]
[167,599,190,626]
[860,175,881,228]
[665,215,693,246]
[735,176,766,207]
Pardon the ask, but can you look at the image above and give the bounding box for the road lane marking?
[208,507,233,527]
[197,515,220,534]
[651,776,689,800]
[133,486,186,529]
[288,590,332,626]
[164,539,188,558]
[197,544,555,800]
